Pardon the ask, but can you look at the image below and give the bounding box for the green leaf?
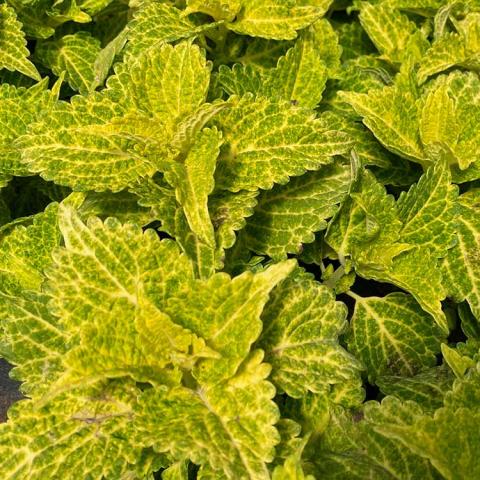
[36,32,101,95]
[262,27,328,108]
[0,4,40,81]
[327,167,450,331]
[340,84,425,163]
[396,157,457,255]
[258,273,361,398]
[0,290,67,397]
[46,205,194,331]
[375,397,480,480]
[213,95,353,191]
[163,260,296,384]
[135,351,279,480]
[311,403,439,480]
[19,41,211,191]
[417,13,480,84]
[0,80,53,178]
[358,3,428,63]
[443,190,480,320]
[165,128,222,247]
[186,0,241,21]
[209,189,259,265]
[0,381,148,480]
[227,0,324,40]
[419,82,459,156]
[78,190,153,225]
[126,1,220,58]
[240,162,351,259]
[377,366,454,412]
[0,202,60,292]
[348,292,446,381]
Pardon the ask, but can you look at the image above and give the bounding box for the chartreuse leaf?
[311,403,439,479]
[165,128,222,247]
[443,190,480,320]
[327,163,453,331]
[358,3,428,63]
[163,260,296,384]
[0,4,40,81]
[261,27,328,108]
[106,41,211,130]
[126,1,220,58]
[213,95,353,191]
[0,202,60,293]
[374,394,480,480]
[19,41,211,191]
[0,80,53,179]
[377,366,455,412]
[240,162,351,259]
[227,0,325,40]
[257,272,362,398]
[0,291,67,397]
[396,157,457,255]
[35,32,102,95]
[78,190,153,225]
[0,380,151,480]
[135,350,278,480]
[419,81,460,162]
[186,0,241,21]
[209,189,259,265]
[438,71,480,173]
[418,13,480,84]
[348,292,446,382]
[18,93,153,192]
[134,262,294,478]
[46,204,194,331]
[340,82,425,163]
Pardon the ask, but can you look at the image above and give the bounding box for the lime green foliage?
[0,1,480,478]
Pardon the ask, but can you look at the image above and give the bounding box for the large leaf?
[35,32,101,95]
[240,162,351,259]
[228,0,324,40]
[19,41,210,191]
[348,292,446,382]
[258,273,362,398]
[444,190,480,320]
[213,95,352,191]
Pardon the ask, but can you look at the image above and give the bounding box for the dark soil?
[0,359,23,422]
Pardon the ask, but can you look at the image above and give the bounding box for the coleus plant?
[0,0,479,478]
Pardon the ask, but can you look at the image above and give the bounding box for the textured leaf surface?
[359,4,427,63]
[0,203,60,292]
[348,292,445,381]
[165,128,222,247]
[0,381,146,480]
[47,205,194,331]
[213,95,352,191]
[136,351,278,480]
[444,190,480,319]
[258,274,361,398]
[126,2,219,58]
[0,291,67,397]
[375,396,480,480]
[240,162,351,259]
[19,42,210,191]
[0,5,40,81]
[36,32,101,95]
[0,81,52,178]
[262,28,328,108]
[228,1,324,40]
[341,85,424,163]
[163,261,295,384]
